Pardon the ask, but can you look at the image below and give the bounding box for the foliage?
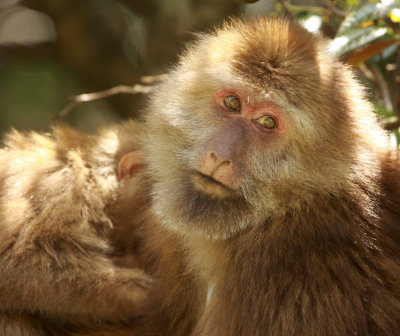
[280,0,400,144]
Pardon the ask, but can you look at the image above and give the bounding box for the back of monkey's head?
[144,17,389,240]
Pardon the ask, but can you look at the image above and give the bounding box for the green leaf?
[394,129,400,145]
[337,0,400,36]
[287,4,325,15]
[373,102,393,118]
[330,26,388,55]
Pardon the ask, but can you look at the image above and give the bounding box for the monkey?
[127,17,400,336]
[0,120,153,335]
[2,17,400,336]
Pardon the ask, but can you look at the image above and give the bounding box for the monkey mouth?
[191,172,235,199]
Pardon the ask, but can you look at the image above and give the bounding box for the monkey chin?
[152,171,254,240]
[191,172,234,199]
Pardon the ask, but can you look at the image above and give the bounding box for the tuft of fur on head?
[143,17,389,240]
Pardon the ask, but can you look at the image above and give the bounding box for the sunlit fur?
[144,18,389,240]
[0,121,152,335]
[141,17,400,336]
[1,17,400,336]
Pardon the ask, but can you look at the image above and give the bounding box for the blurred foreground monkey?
[0,121,153,335]
[2,17,400,336]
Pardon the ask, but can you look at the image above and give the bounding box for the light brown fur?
[2,17,400,336]
[136,17,400,336]
[0,121,152,335]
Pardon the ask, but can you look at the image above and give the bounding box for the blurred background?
[0,0,399,143]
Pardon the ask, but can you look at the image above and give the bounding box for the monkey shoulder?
[0,126,123,256]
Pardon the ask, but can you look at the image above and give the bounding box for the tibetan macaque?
[134,17,400,336]
[2,17,400,336]
[0,121,152,335]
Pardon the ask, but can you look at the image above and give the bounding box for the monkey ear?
[118,151,146,181]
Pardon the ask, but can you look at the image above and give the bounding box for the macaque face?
[190,88,289,197]
[144,19,373,239]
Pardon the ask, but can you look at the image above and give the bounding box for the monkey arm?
[0,235,151,320]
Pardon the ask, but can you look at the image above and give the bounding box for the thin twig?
[140,74,168,85]
[278,0,294,19]
[390,46,400,117]
[367,63,393,113]
[233,0,261,3]
[358,63,375,82]
[321,0,346,17]
[286,4,325,15]
[54,84,154,120]
[359,64,399,131]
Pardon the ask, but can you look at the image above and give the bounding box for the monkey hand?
[107,267,154,318]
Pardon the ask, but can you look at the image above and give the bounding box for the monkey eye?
[256,115,277,130]
[223,95,241,112]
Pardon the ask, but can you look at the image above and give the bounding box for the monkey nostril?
[200,152,234,182]
[218,160,232,168]
[208,152,232,168]
[211,159,234,187]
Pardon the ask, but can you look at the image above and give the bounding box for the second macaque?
[0,121,152,335]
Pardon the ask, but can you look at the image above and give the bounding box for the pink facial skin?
[192,89,289,192]
[214,88,288,137]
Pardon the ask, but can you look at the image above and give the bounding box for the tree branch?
[367,63,393,113]
[140,74,168,85]
[390,46,400,117]
[55,84,155,120]
[278,0,294,19]
[321,0,346,17]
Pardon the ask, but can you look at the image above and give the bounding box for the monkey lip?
[191,172,234,198]
[196,171,230,187]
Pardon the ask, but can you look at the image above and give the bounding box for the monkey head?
[143,18,388,240]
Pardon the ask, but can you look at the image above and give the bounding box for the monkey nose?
[198,152,235,188]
